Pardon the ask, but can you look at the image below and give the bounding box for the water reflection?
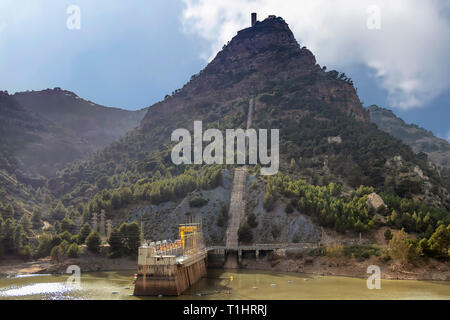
[0,269,449,300]
[0,283,75,298]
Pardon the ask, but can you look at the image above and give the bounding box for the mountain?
[0,91,50,210]
[2,16,448,250]
[50,17,375,198]
[368,105,450,171]
[0,88,147,178]
[45,15,449,243]
[13,88,147,153]
[0,88,147,217]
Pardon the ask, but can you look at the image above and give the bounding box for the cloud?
[0,0,200,109]
[181,0,450,110]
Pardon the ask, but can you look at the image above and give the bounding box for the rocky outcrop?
[366,192,387,211]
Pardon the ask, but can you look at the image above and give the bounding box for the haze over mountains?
[0,89,147,180]
[368,105,450,172]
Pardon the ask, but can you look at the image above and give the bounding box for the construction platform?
[133,220,207,296]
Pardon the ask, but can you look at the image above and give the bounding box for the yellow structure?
[179,224,198,254]
[133,219,207,296]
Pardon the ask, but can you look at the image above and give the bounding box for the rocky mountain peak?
[191,15,318,94]
[141,15,369,129]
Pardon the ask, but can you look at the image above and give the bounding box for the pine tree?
[13,224,26,251]
[126,222,141,255]
[428,225,450,258]
[67,243,80,258]
[388,229,410,262]
[31,208,43,230]
[2,218,15,254]
[19,214,32,234]
[108,228,124,257]
[61,216,74,234]
[52,201,67,220]
[78,223,92,244]
[86,231,102,253]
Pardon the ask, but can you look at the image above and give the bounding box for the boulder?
[366,192,387,211]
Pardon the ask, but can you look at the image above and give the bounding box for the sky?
[0,0,449,141]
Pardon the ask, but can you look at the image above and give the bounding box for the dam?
[133,219,207,296]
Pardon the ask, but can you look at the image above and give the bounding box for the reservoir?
[0,269,449,300]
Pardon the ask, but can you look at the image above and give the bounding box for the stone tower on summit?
[251,12,257,27]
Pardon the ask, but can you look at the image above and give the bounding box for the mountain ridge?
[0,88,148,182]
[368,105,450,171]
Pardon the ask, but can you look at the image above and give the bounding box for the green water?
[0,269,449,300]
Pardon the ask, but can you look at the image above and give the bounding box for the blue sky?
[0,0,449,141]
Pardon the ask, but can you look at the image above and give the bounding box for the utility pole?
[140,217,144,245]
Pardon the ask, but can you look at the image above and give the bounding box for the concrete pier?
[134,251,207,296]
[134,221,207,296]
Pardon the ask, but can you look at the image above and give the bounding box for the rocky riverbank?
[0,255,136,277]
[2,252,448,281]
[239,252,450,281]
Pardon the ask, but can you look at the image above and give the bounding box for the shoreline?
[0,256,136,278]
[1,255,448,282]
[238,255,450,281]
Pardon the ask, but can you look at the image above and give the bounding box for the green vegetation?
[86,231,102,253]
[216,203,228,227]
[247,212,258,228]
[384,229,393,241]
[189,197,208,208]
[238,223,253,244]
[108,222,141,257]
[265,175,378,233]
[87,166,222,213]
[260,173,448,261]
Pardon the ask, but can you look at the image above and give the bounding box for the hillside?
[43,16,449,245]
[14,88,147,155]
[0,89,146,218]
[0,89,147,179]
[368,105,450,171]
[0,16,448,267]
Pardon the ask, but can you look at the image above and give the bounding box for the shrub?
[217,212,225,227]
[50,245,65,263]
[78,223,92,244]
[217,203,228,227]
[428,225,450,258]
[384,229,393,241]
[308,246,326,257]
[67,243,80,258]
[343,245,381,260]
[189,197,208,208]
[108,228,124,257]
[326,243,344,258]
[380,251,391,262]
[86,231,102,253]
[247,212,258,228]
[388,229,413,262]
[18,245,33,259]
[263,191,275,211]
[285,203,294,214]
[59,231,72,242]
[238,223,253,244]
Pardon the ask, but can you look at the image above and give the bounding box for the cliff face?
[140,16,369,131]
